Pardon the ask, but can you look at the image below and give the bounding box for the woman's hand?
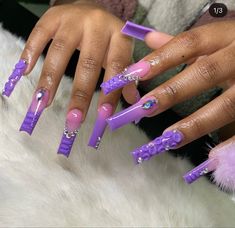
[104,20,235,166]
[2,1,135,156]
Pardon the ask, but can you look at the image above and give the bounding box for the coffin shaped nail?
[183,158,218,184]
[107,96,158,131]
[57,109,82,157]
[100,61,150,95]
[2,59,27,97]
[121,21,155,40]
[88,103,113,149]
[19,89,49,135]
[132,130,183,164]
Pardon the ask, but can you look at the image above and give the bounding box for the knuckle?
[33,23,48,37]
[72,89,90,103]
[194,58,219,83]
[190,117,205,136]
[108,59,127,73]
[51,37,67,52]
[80,56,99,72]
[175,30,201,49]
[220,96,235,120]
[161,83,180,105]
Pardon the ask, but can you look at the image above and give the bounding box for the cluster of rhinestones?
[199,168,209,176]
[95,137,101,149]
[132,130,183,164]
[64,128,79,139]
[142,99,157,110]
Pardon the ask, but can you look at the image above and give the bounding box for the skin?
[139,20,235,150]
[20,0,137,123]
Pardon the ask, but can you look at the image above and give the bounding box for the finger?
[88,33,133,149]
[183,136,235,187]
[101,21,235,95]
[144,31,173,49]
[19,26,79,136]
[130,84,235,165]
[122,82,140,104]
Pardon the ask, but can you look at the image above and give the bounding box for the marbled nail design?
[19,89,49,135]
[2,59,27,97]
[101,61,150,95]
[88,103,113,149]
[132,130,183,164]
[107,96,158,131]
[183,158,218,184]
[57,109,82,157]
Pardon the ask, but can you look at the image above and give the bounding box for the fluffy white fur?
[0,25,235,227]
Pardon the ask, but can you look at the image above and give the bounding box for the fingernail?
[107,96,158,131]
[121,21,155,40]
[132,130,183,164]
[183,158,218,184]
[101,61,151,95]
[19,89,49,135]
[88,103,113,149]
[2,59,27,97]
[57,109,82,157]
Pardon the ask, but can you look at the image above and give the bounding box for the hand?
[3,1,135,156]
[104,20,235,167]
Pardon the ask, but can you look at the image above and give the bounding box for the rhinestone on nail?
[142,99,157,110]
[199,168,209,176]
[95,137,101,149]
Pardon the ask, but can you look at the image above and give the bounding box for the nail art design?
[183,159,218,184]
[2,59,27,97]
[57,109,82,157]
[132,130,183,164]
[19,89,49,135]
[88,103,113,149]
[121,21,155,41]
[107,96,158,131]
[101,61,151,95]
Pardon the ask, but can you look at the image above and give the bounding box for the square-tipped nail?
[88,103,113,149]
[2,59,27,97]
[183,158,218,184]
[132,130,183,164]
[107,96,158,131]
[57,109,82,157]
[100,61,150,95]
[19,89,49,135]
[121,21,155,40]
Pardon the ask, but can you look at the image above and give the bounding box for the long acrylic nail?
[101,61,151,95]
[57,109,82,157]
[88,103,113,149]
[183,158,218,184]
[107,96,158,131]
[19,89,49,135]
[121,21,155,40]
[2,59,27,97]
[132,130,184,164]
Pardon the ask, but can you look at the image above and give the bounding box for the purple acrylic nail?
[19,89,49,135]
[132,130,183,164]
[88,103,113,149]
[58,109,82,157]
[121,21,155,40]
[183,158,218,184]
[107,96,158,131]
[2,59,27,97]
[101,61,150,95]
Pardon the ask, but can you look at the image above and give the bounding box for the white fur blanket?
[0,25,234,227]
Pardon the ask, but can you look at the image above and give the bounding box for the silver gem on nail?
[64,128,79,139]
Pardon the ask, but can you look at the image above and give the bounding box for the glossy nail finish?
[88,103,113,149]
[183,158,218,184]
[121,21,155,40]
[2,59,27,97]
[107,96,158,131]
[19,89,49,135]
[101,61,150,95]
[57,109,82,157]
[132,130,183,164]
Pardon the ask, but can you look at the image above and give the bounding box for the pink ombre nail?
[88,103,113,149]
[20,89,49,135]
[57,109,82,157]
[101,61,151,95]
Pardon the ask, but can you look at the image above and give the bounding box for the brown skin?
[21,1,136,122]
[140,21,235,147]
